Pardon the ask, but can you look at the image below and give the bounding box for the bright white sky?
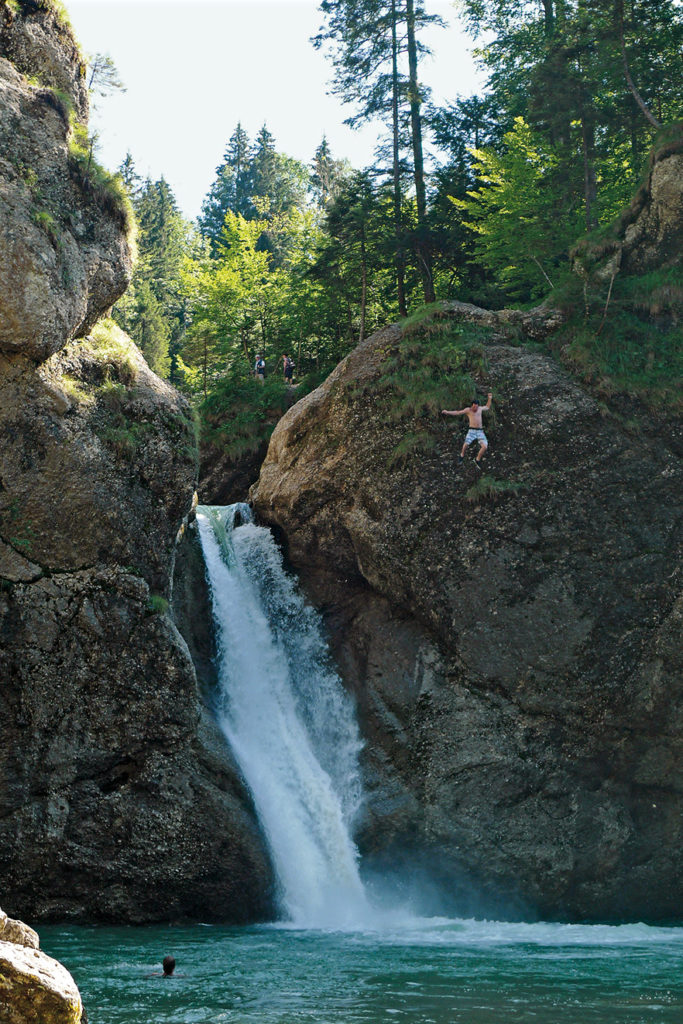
[66,0,484,220]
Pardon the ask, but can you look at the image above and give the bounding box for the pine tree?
[198,123,256,250]
[130,280,171,377]
[251,124,278,210]
[310,136,349,208]
[314,0,443,308]
[86,52,126,98]
[314,0,410,313]
[226,122,254,217]
[117,151,142,199]
[113,176,189,380]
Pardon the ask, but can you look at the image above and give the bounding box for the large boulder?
[0,909,38,950]
[0,907,82,1024]
[251,307,682,922]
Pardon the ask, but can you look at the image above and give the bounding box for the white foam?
[265,914,683,947]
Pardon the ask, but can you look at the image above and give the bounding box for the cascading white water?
[196,503,372,929]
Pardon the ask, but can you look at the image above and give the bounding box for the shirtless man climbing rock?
[442,393,493,468]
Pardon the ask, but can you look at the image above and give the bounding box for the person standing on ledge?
[442,393,493,468]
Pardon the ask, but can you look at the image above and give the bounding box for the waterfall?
[196,503,371,929]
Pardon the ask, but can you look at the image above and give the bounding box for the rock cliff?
[0,1,274,923]
[0,1,130,362]
[251,153,682,922]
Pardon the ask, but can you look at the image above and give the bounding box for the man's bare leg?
[459,442,469,462]
[475,443,487,466]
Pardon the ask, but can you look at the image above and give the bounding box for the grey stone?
[252,298,682,923]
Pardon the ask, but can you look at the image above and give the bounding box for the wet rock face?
[0,3,132,363]
[252,313,682,923]
[200,441,269,506]
[171,520,219,700]
[0,566,273,924]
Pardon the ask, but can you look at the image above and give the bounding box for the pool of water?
[40,918,683,1024]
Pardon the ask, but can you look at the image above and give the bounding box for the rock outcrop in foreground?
[0,907,82,1024]
[1,2,273,924]
[252,151,682,921]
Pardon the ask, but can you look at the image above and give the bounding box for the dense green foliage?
[549,264,683,408]
[105,1,681,458]
[434,0,682,306]
[112,167,190,377]
[200,366,291,461]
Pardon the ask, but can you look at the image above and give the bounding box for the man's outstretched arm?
[484,392,493,411]
[442,407,467,416]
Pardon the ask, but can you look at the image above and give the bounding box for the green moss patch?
[83,318,139,385]
[68,123,135,241]
[147,593,169,615]
[372,310,490,423]
[465,475,524,505]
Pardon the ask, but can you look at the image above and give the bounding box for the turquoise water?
[41,919,683,1024]
[39,514,682,1022]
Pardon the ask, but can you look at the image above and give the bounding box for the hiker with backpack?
[254,354,266,381]
[282,353,294,384]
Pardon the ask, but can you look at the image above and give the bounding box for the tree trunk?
[359,229,367,344]
[616,0,661,129]
[391,0,407,317]
[580,115,599,232]
[405,0,435,303]
[542,0,555,36]
[629,104,639,164]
